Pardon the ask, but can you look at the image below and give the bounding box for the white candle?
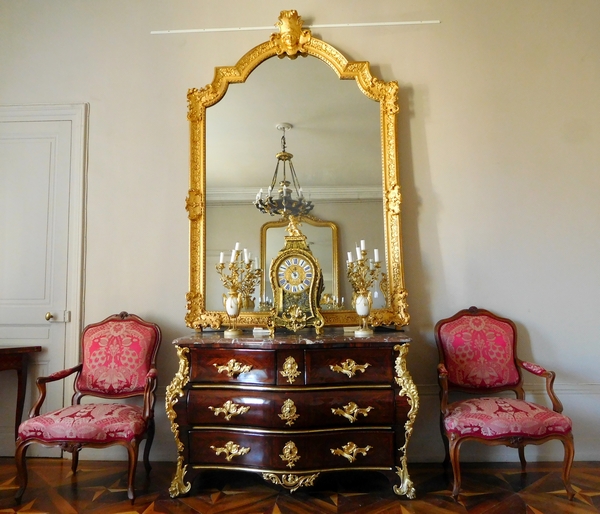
[243,248,249,264]
[374,249,379,262]
[230,250,236,263]
[347,251,353,263]
[356,246,361,260]
[219,252,224,264]
[360,240,366,251]
[234,242,240,251]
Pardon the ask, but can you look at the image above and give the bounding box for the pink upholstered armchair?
[434,306,574,500]
[15,312,161,503]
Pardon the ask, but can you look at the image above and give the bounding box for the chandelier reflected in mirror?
[254,123,314,218]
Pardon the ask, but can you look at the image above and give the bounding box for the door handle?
[45,312,54,321]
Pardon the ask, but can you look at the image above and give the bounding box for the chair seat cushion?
[18,404,146,443]
[444,397,572,439]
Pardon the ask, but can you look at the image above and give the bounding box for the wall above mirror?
[185,10,409,331]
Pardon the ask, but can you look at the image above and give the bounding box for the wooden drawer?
[305,348,393,385]
[188,429,395,470]
[187,388,395,428]
[188,349,276,384]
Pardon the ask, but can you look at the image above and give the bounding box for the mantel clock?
[269,219,324,334]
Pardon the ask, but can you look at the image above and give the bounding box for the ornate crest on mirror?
[185,10,409,331]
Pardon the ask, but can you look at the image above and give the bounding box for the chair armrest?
[517,359,563,413]
[437,363,450,414]
[142,368,159,420]
[30,363,83,418]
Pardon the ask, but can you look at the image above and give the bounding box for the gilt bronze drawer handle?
[331,402,374,423]
[280,440,301,468]
[208,400,250,420]
[331,442,372,463]
[210,441,250,461]
[280,356,301,384]
[278,398,300,426]
[213,359,253,378]
[329,359,371,378]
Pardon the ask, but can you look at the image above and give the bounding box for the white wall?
[2,0,599,463]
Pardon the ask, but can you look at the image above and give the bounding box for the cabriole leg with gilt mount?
[393,344,419,498]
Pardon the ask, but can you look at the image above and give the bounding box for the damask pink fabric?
[444,397,572,439]
[438,315,520,388]
[521,361,547,376]
[77,320,157,395]
[18,404,146,443]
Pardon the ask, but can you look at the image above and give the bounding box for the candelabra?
[346,240,381,337]
[216,243,262,337]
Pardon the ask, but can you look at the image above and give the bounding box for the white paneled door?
[0,105,87,456]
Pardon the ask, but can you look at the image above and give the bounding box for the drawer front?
[187,388,395,428]
[305,348,393,385]
[189,429,394,470]
[189,349,276,384]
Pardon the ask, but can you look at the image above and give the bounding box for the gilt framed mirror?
[186,10,409,330]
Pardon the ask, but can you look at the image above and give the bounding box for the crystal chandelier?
[254,123,314,217]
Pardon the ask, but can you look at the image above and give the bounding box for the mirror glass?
[204,55,382,312]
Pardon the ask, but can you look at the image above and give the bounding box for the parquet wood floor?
[0,458,598,513]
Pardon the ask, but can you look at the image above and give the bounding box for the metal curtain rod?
[151,20,441,35]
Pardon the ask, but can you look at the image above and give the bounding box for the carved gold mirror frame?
[185,10,409,330]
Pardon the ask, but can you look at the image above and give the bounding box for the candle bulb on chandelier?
[360,240,366,251]
[243,248,249,264]
[347,251,353,263]
[230,249,236,263]
[234,242,240,251]
[219,252,224,264]
[374,249,379,262]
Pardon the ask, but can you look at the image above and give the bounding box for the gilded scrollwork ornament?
[166,347,191,497]
[262,472,319,493]
[393,343,419,499]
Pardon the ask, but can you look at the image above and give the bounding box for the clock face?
[278,257,313,293]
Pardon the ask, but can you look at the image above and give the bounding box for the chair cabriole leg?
[448,435,462,499]
[561,433,575,500]
[143,420,155,475]
[126,440,139,502]
[14,440,29,502]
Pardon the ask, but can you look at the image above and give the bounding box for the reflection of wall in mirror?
[206,204,264,312]
[312,202,387,310]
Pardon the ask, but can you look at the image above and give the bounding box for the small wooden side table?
[0,346,42,439]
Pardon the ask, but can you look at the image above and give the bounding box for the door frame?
[0,103,88,405]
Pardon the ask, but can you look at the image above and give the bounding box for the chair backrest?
[75,312,161,399]
[435,306,522,391]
